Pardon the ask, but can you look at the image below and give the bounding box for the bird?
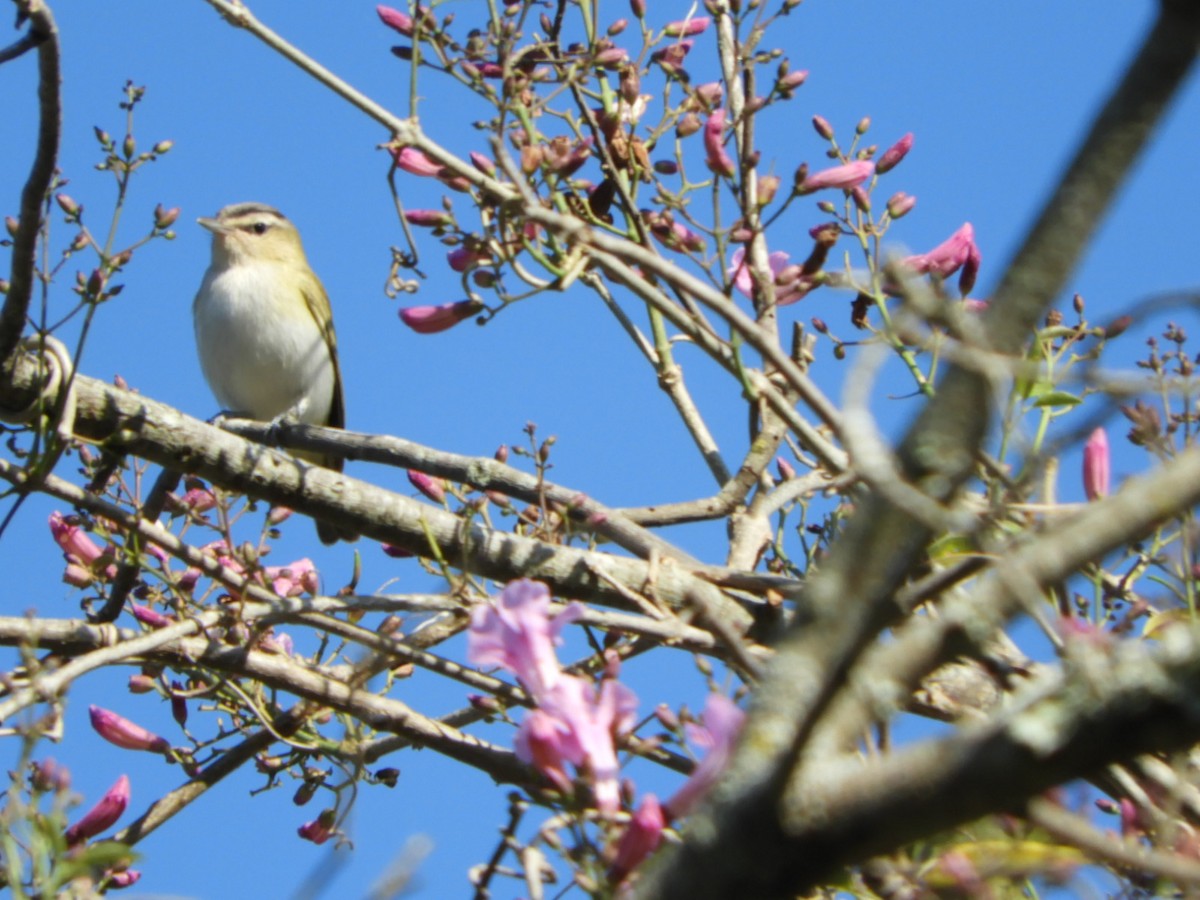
[193,201,353,544]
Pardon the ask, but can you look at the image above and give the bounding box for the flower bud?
[154,204,180,229]
[664,16,711,36]
[676,112,702,137]
[128,674,156,694]
[1104,315,1132,338]
[777,68,808,93]
[1082,428,1110,501]
[399,299,482,333]
[153,139,174,154]
[811,115,834,140]
[757,174,780,206]
[65,775,130,845]
[407,469,447,503]
[855,116,871,135]
[776,457,796,480]
[875,132,913,174]
[89,705,171,754]
[404,208,454,228]
[122,134,136,159]
[886,191,916,219]
[56,194,80,217]
[703,110,736,177]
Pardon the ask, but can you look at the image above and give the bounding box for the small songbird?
[193,202,351,544]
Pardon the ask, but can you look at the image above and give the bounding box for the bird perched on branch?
[193,201,353,544]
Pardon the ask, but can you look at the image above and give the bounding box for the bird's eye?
[249,222,269,235]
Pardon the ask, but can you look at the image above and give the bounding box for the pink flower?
[535,674,638,815]
[703,110,735,177]
[399,300,481,334]
[298,809,337,845]
[664,16,710,36]
[1083,427,1110,501]
[407,469,447,503]
[49,512,104,566]
[797,160,874,193]
[264,558,319,597]
[89,706,171,754]
[665,694,744,820]
[875,132,914,174]
[65,774,130,845]
[392,146,442,177]
[609,794,666,883]
[727,248,811,306]
[467,579,583,700]
[901,222,981,296]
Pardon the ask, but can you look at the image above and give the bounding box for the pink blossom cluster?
[467,579,634,814]
[467,579,745,884]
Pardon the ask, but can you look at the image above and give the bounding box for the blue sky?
[1,1,1197,896]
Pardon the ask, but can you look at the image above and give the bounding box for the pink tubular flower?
[467,579,583,701]
[49,512,104,566]
[609,794,666,883]
[703,109,735,177]
[901,222,980,289]
[664,16,710,36]
[65,774,130,845]
[1083,427,1110,501]
[399,299,481,334]
[875,132,914,174]
[89,706,171,754]
[392,146,443,177]
[665,693,745,820]
[536,674,638,815]
[797,160,875,193]
[298,809,337,845]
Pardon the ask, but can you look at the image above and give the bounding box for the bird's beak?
[197,216,230,234]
